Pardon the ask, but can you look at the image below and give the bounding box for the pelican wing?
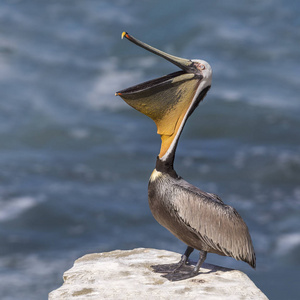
[173,179,256,268]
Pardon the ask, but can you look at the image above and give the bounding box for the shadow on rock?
[151,261,216,282]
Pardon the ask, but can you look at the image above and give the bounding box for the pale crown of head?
[192,59,212,87]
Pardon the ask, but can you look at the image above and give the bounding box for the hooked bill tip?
[115,92,122,96]
[121,31,128,39]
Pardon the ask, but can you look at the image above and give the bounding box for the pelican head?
[116,32,212,162]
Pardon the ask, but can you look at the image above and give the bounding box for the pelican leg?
[172,246,194,273]
[192,250,207,274]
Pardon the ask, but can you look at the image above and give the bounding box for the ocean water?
[0,0,299,299]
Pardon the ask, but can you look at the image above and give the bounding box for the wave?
[0,196,43,222]
[275,233,300,257]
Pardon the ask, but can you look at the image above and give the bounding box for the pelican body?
[116,32,255,275]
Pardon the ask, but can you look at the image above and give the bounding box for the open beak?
[119,32,198,74]
[115,32,208,158]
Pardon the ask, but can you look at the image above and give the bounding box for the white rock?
[49,248,268,300]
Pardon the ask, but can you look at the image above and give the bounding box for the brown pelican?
[115,32,256,277]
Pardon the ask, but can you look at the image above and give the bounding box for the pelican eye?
[200,64,205,70]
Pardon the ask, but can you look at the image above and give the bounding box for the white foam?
[275,233,300,256]
[69,128,90,139]
[87,68,143,110]
[0,196,42,222]
[217,24,262,42]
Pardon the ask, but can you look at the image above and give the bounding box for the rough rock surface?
[49,248,268,300]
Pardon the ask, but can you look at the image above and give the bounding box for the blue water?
[0,0,299,299]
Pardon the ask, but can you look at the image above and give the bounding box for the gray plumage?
[149,171,256,268]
